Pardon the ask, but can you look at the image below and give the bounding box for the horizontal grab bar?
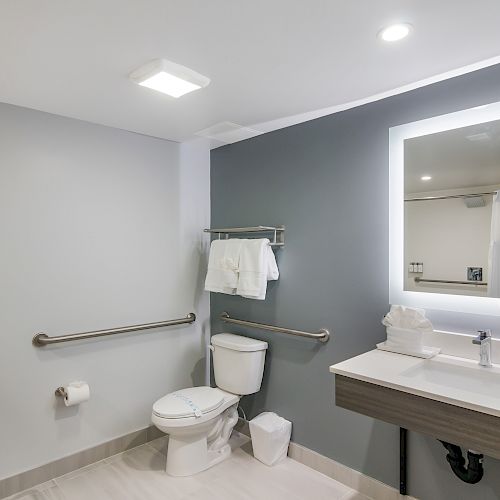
[32,313,196,347]
[405,192,496,202]
[414,277,487,286]
[220,312,330,343]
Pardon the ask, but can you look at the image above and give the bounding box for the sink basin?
[400,359,500,398]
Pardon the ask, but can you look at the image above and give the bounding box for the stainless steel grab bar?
[220,312,330,343]
[414,277,487,286]
[32,313,196,346]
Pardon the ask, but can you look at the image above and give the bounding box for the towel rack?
[220,312,330,343]
[414,277,488,286]
[203,225,285,247]
[32,313,196,346]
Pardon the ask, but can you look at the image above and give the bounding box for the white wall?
[405,195,492,296]
[0,103,210,479]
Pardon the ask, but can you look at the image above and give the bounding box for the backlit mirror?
[404,120,500,297]
[389,101,500,316]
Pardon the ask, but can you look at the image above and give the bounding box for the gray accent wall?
[211,64,500,500]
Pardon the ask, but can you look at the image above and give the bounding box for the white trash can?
[249,412,292,466]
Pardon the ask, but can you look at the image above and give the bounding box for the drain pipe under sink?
[440,441,484,484]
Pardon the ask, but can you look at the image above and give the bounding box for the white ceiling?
[1,1,500,143]
[405,119,500,193]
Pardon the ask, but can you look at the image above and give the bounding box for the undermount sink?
[400,358,500,398]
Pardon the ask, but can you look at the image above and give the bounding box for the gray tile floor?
[6,435,371,500]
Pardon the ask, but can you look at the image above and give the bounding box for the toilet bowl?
[152,333,268,476]
[152,387,240,476]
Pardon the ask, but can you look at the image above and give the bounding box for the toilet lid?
[153,387,224,419]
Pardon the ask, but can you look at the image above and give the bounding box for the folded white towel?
[237,239,279,300]
[204,239,243,294]
[385,326,423,350]
[382,305,433,332]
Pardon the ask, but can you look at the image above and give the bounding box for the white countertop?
[330,349,500,417]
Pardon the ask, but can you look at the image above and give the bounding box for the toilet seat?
[153,387,224,419]
[152,387,239,431]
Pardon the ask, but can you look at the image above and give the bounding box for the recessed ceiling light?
[421,175,432,181]
[378,23,412,42]
[129,59,210,98]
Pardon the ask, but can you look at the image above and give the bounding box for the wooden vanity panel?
[335,374,500,459]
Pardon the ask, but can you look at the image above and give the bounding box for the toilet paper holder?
[55,387,67,398]
[54,382,90,407]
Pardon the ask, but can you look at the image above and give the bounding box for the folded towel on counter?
[385,326,423,350]
[382,305,433,332]
[237,239,279,300]
[379,306,438,358]
[204,239,243,294]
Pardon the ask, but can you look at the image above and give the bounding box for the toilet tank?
[211,333,268,395]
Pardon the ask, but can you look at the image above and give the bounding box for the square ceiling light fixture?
[129,59,210,98]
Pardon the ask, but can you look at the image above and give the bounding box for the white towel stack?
[204,239,243,294]
[379,305,438,357]
[205,238,279,300]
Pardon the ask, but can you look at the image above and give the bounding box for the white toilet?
[152,333,268,476]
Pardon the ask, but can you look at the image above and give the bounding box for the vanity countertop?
[330,349,500,417]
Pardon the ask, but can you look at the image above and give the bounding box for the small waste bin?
[249,412,292,466]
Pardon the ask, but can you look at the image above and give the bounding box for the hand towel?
[204,239,243,294]
[382,305,433,332]
[266,245,279,281]
[237,239,279,300]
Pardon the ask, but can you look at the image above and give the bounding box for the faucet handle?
[473,329,492,344]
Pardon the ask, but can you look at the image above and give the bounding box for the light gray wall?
[0,103,210,479]
[210,64,500,500]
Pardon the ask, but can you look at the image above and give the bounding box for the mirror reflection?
[404,119,500,297]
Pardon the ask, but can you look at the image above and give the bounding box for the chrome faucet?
[472,329,492,367]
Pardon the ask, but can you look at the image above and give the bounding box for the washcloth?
[204,239,243,294]
[237,239,279,300]
[382,305,433,332]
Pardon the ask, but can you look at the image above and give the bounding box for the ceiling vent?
[465,132,491,143]
[463,196,486,208]
[195,122,262,145]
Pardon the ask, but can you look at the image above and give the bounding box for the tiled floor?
[6,435,371,500]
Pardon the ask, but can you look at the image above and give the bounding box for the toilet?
[152,333,268,476]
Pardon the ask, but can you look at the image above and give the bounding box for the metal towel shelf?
[220,312,330,343]
[204,225,285,247]
[414,277,487,286]
[32,313,196,347]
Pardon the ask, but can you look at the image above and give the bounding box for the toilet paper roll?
[64,381,90,407]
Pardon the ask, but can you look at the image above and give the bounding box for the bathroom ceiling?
[1,1,500,144]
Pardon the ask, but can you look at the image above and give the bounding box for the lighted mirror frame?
[389,101,500,316]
